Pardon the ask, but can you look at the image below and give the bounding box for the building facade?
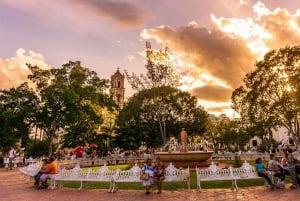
[110,68,125,109]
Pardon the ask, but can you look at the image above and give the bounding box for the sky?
[0,0,300,117]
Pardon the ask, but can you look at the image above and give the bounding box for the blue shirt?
[256,163,265,172]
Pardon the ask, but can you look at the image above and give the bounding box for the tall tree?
[27,61,116,154]
[232,46,300,143]
[115,86,208,148]
[125,41,180,91]
[0,83,39,154]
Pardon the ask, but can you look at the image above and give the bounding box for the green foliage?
[26,61,116,155]
[232,45,300,143]
[0,83,38,154]
[125,42,180,91]
[205,114,251,151]
[26,139,50,157]
[256,138,279,153]
[115,86,208,149]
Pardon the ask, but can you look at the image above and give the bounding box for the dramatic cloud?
[2,0,149,32]
[142,23,256,100]
[191,85,232,102]
[142,2,300,115]
[70,0,149,28]
[213,2,300,56]
[206,105,232,113]
[0,48,51,89]
[257,4,300,48]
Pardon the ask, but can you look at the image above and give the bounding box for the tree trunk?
[158,120,166,143]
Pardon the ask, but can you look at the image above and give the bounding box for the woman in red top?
[153,157,165,194]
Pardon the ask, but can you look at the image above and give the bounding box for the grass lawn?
[59,162,292,190]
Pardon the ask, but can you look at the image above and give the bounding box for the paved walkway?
[1,168,300,201]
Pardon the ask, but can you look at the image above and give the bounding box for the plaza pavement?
[1,168,300,201]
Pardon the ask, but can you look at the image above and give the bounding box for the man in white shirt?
[268,154,285,182]
[8,146,16,170]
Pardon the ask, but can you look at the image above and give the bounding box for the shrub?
[26,139,50,157]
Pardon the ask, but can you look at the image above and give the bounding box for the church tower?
[110,68,125,109]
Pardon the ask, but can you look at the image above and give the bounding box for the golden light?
[211,14,271,59]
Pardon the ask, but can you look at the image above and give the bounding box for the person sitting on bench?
[38,156,58,189]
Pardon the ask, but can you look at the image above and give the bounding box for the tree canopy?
[115,86,208,149]
[26,61,117,155]
[0,83,38,154]
[232,45,300,143]
[125,42,180,91]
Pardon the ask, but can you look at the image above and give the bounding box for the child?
[255,157,275,190]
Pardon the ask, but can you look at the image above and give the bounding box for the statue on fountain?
[155,129,214,165]
[180,128,188,152]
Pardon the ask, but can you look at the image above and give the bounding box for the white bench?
[4,157,24,169]
[111,163,190,192]
[19,161,43,182]
[81,165,117,192]
[50,164,82,189]
[50,164,116,191]
[196,161,272,191]
[164,163,190,190]
[50,163,190,192]
[110,164,142,192]
[196,162,236,191]
[232,161,275,189]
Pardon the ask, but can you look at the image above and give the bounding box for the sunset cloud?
[1,0,149,32]
[213,1,300,56]
[191,85,233,102]
[141,1,300,115]
[0,48,51,89]
[70,0,149,28]
[1,0,299,117]
[142,23,256,101]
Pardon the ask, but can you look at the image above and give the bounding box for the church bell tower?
[110,68,125,109]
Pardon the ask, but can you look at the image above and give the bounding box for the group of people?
[141,157,166,194]
[255,148,300,190]
[34,156,59,189]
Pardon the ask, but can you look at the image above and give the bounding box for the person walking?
[8,146,16,170]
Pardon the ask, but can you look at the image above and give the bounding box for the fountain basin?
[154,151,213,163]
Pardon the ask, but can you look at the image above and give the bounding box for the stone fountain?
[154,128,213,167]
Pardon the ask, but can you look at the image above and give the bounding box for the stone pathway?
[1,168,300,201]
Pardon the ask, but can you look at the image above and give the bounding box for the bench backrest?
[164,163,190,182]
[234,161,258,177]
[19,161,43,176]
[113,164,141,182]
[196,162,234,179]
